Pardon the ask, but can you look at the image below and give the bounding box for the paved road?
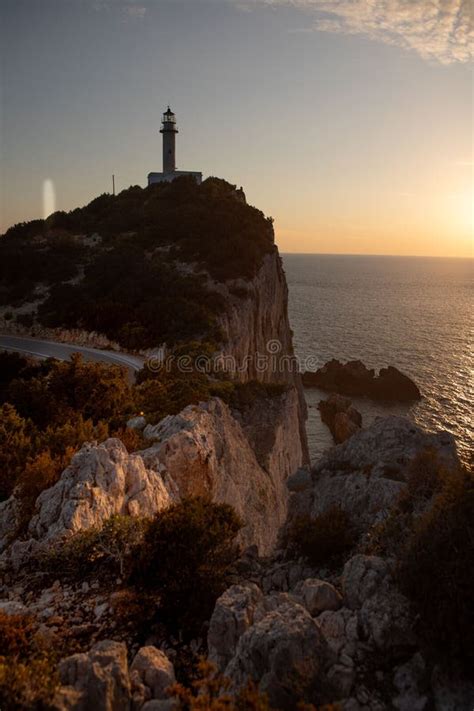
[0,335,145,374]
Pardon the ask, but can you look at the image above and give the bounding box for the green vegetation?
[397,464,474,671]
[1,177,275,349]
[132,497,242,635]
[0,612,58,710]
[35,499,242,639]
[35,515,149,580]
[286,507,355,568]
[0,351,131,501]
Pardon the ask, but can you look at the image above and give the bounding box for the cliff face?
[0,247,308,560]
[212,251,309,465]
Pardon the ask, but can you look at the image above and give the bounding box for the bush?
[169,657,273,710]
[36,515,149,580]
[286,507,355,567]
[0,612,58,710]
[397,467,474,670]
[132,498,242,634]
[0,404,35,500]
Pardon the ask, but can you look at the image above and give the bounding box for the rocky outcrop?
[213,251,309,463]
[293,416,458,531]
[208,553,421,709]
[142,394,301,553]
[223,595,332,710]
[54,641,176,711]
[303,359,421,401]
[1,391,303,563]
[318,394,362,443]
[28,438,174,543]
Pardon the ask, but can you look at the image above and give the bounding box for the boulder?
[223,598,332,710]
[303,359,421,402]
[293,579,342,616]
[130,647,175,701]
[208,583,264,671]
[318,608,359,660]
[56,640,131,711]
[318,394,362,444]
[342,555,389,610]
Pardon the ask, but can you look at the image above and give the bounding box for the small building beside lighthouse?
[148,107,202,186]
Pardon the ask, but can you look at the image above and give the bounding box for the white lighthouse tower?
[148,107,202,186]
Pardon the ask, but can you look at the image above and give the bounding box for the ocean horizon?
[283,253,473,463]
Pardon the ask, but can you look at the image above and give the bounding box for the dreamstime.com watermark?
[144,339,319,376]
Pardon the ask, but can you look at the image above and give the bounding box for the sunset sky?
[1,0,472,257]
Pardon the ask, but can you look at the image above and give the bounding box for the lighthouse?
[161,107,177,173]
[148,107,202,186]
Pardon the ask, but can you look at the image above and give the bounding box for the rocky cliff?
[0,245,308,563]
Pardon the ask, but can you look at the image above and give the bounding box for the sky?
[0,0,472,257]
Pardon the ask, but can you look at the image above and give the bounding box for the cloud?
[238,0,473,64]
[123,4,147,19]
[92,0,147,21]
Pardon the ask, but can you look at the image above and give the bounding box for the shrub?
[169,657,273,710]
[131,498,243,634]
[0,612,58,710]
[397,467,474,670]
[286,507,355,567]
[398,448,446,512]
[0,404,35,500]
[14,448,79,535]
[7,354,134,429]
[136,369,212,424]
[36,515,149,580]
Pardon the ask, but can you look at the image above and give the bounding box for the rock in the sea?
[303,359,421,402]
[318,394,362,443]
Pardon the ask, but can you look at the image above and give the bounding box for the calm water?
[282,254,473,464]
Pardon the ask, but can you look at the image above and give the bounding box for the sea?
[282,254,473,465]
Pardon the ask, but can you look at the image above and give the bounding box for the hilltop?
[0,177,275,350]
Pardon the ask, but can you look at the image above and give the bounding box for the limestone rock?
[28,438,174,543]
[141,396,298,553]
[308,417,458,530]
[56,640,131,711]
[130,646,175,701]
[293,578,342,616]
[360,587,416,651]
[224,598,331,710]
[208,583,264,672]
[318,608,359,660]
[342,555,390,610]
